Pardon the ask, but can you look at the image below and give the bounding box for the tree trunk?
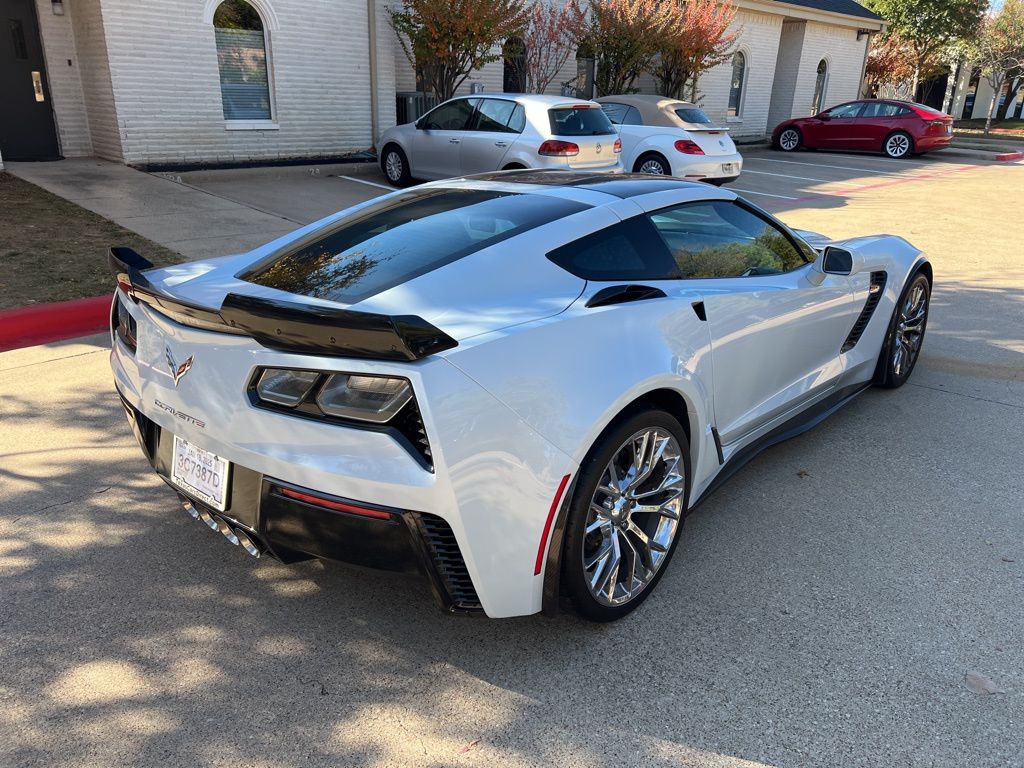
[996,76,1020,121]
[985,79,1002,135]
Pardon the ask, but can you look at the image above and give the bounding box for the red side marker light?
[534,474,571,576]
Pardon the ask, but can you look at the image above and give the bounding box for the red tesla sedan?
[771,99,954,158]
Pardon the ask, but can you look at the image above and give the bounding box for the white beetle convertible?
[110,171,930,621]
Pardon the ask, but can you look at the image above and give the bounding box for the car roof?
[431,169,734,202]
[446,93,602,108]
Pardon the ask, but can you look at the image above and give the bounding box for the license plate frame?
[171,435,231,512]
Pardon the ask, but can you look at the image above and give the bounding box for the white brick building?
[0,0,882,167]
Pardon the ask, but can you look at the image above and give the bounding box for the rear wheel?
[634,153,671,175]
[883,131,913,159]
[777,127,802,152]
[875,272,930,388]
[563,410,689,622]
[381,144,412,187]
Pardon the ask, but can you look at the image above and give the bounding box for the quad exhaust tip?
[181,499,262,558]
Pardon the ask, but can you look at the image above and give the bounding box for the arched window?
[727,52,745,117]
[213,0,272,121]
[811,59,828,114]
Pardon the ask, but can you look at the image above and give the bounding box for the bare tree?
[969,0,1024,134]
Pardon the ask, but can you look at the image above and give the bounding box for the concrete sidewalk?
[5,158,386,260]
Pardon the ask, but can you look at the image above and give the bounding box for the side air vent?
[392,399,433,469]
[417,513,481,611]
[841,271,887,353]
[586,284,667,308]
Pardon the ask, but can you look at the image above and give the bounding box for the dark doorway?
[503,37,526,93]
[1,0,60,160]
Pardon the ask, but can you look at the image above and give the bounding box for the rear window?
[674,108,712,124]
[241,189,589,304]
[549,106,616,136]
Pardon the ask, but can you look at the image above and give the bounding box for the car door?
[811,102,867,148]
[410,98,478,179]
[643,199,859,446]
[854,101,903,150]
[459,98,522,175]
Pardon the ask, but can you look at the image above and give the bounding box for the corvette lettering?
[155,399,206,428]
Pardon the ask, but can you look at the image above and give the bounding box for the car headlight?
[255,368,319,407]
[316,374,412,423]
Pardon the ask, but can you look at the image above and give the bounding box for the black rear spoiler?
[109,247,458,361]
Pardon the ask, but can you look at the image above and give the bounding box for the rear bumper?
[118,390,482,613]
[672,152,743,180]
[914,135,952,152]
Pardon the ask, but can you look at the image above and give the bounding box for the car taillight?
[539,140,580,156]
[613,138,621,153]
[674,140,705,155]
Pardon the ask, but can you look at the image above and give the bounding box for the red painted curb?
[995,151,1024,161]
[0,294,113,353]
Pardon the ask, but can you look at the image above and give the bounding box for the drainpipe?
[367,0,380,151]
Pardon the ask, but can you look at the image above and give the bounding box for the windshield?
[240,189,589,304]
[548,107,617,136]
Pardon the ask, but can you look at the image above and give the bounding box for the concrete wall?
[70,0,122,160]
[766,20,805,132]
[34,0,92,156]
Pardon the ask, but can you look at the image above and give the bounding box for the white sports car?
[110,171,931,621]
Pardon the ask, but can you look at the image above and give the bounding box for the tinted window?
[473,99,521,133]
[825,102,863,119]
[547,217,677,281]
[243,189,589,303]
[648,201,808,278]
[675,108,712,124]
[860,102,905,118]
[421,99,477,130]
[600,103,629,124]
[549,106,616,136]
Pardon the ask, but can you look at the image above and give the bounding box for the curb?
[0,294,112,353]
[995,151,1024,162]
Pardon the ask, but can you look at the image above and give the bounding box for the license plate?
[171,435,231,511]
[946,124,953,135]
[721,163,738,174]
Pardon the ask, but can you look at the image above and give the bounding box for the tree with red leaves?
[863,33,919,99]
[521,0,588,94]
[653,0,739,101]
[389,0,531,101]
[582,0,677,96]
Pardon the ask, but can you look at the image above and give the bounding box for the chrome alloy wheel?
[893,279,927,377]
[886,133,910,158]
[385,151,403,182]
[582,428,685,606]
[638,158,669,175]
[779,128,800,151]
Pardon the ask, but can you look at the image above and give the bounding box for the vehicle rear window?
[549,106,616,136]
[240,189,589,304]
[674,108,712,124]
[547,216,678,281]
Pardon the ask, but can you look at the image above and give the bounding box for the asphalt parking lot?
[2,149,1023,767]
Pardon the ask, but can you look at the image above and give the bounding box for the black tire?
[380,144,413,187]
[633,153,671,175]
[874,271,930,388]
[883,131,913,159]
[562,408,690,622]
[775,127,802,152]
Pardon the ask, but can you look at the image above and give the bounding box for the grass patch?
[0,172,185,311]
[954,118,1024,140]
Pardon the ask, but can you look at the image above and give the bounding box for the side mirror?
[817,112,831,121]
[822,246,856,275]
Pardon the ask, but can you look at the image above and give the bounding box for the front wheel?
[776,127,802,152]
[875,272,930,388]
[883,131,913,159]
[562,410,690,622]
[381,144,413,187]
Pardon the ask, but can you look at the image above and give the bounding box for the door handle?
[449,138,461,144]
[494,141,508,148]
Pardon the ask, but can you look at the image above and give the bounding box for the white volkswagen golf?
[378,94,623,186]
[110,171,931,621]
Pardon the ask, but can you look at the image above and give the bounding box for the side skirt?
[689,381,871,511]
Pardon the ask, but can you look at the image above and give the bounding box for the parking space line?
[337,175,394,191]
[741,169,842,183]
[743,157,922,176]
[729,187,805,200]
